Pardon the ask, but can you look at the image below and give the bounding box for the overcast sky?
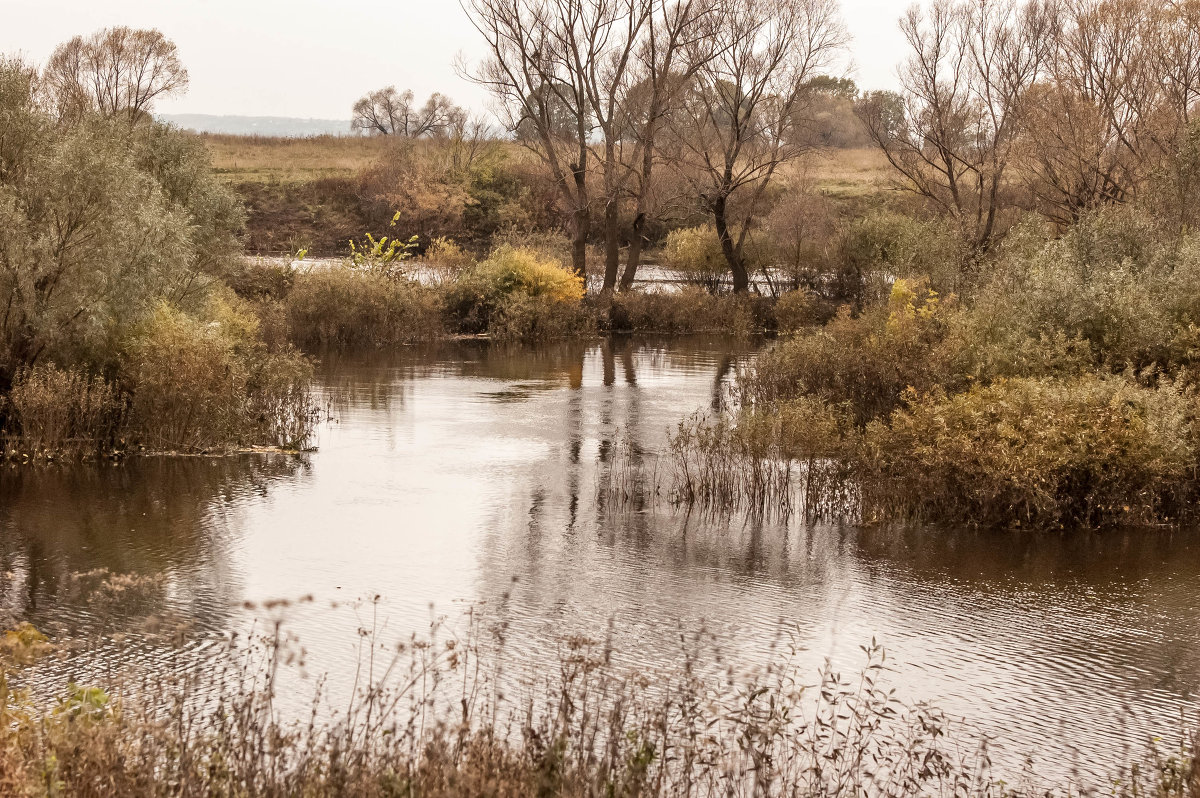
[2,0,910,120]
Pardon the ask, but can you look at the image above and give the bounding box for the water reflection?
[0,336,1197,781]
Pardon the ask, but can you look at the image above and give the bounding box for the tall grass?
[3,612,1194,797]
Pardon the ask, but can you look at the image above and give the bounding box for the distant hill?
[158,114,357,137]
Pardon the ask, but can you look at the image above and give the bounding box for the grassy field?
[201,133,391,183]
[200,132,892,192]
[195,132,897,255]
[805,147,895,199]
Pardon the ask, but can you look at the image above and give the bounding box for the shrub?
[123,297,315,452]
[662,226,728,291]
[836,211,969,302]
[488,292,594,341]
[473,244,584,302]
[444,244,584,336]
[746,279,953,424]
[286,268,445,347]
[860,374,1200,527]
[774,288,825,333]
[4,364,122,456]
[607,287,763,335]
[420,236,476,284]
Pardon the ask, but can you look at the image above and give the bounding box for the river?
[1,336,1197,782]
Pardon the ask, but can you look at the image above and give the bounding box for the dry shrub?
[488,292,594,342]
[4,364,122,457]
[124,297,316,452]
[2,613,1193,797]
[607,287,763,335]
[286,267,445,347]
[861,374,1200,528]
[420,236,476,284]
[774,288,825,333]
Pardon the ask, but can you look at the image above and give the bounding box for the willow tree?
[43,27,188,125]
[0,46,241,397]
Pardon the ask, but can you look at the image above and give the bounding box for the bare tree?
[618,0,717,290]
[1020,0,1200,224]
[43,27,188,125]
[462,0,597,280]
[352,87,465,137]
[669,0,845,292]
[858,0,1053,250]
[583,0,650,295]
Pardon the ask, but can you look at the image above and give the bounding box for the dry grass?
[3,607,1195,798]
[800,147,895,200]
[200,133,394,183]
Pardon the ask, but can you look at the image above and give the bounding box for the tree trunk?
[619,213,645,291]
[571,206,589,282]
[711,196,749,293]
[601,198,620,295]
[570,160,589,283]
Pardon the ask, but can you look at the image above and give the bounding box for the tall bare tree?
[669,0,845,292]
[618,0,717,290]
[462,0,597,279]
[583,0,650,295]
[43,27,188,125]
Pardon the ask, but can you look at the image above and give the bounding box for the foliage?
[286,268,445,347]
[747,278,953,425]
[123,296,316,452]
[662,225,729,291]
[444,244,584,335]
[861,375,1200,528]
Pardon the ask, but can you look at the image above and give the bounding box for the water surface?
[1,336,1198,780]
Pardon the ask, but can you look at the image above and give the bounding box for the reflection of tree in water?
[0,454,310,636]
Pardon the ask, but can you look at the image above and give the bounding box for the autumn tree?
[463,0,598,279]
[43,27,188,125]
[618,0,718,290]
[1022,0,1200,224]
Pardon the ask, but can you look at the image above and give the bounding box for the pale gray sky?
[2,0,909,120]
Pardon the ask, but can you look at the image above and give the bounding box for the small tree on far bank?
[351,87,466,137]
